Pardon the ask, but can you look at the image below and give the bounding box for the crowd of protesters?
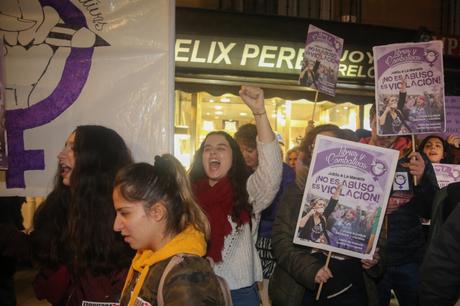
[1,86,460,306]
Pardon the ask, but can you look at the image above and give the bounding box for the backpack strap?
[157,255,185,306]
[215,274,233,306]
[156,254,233,306]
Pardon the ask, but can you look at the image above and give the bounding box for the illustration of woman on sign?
[299,59,320,88]
[378,81,412,135]
[297,184,342,244]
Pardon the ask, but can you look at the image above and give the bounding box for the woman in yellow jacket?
[113,155,226,306]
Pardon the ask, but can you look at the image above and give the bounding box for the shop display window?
[174,89,369,168]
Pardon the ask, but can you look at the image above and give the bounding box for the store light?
[173,134,192,169]
[221,97,231,103]
[343,106,349,110]
[240,112,248,116]
[277,113,286,126]
[214,105,223,110]
[215,111,223,115]
[349,110,357,130]
[202,120,215,132]
[319,111,329,124]
[209,99,215,103]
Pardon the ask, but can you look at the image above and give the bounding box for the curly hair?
[189,131,252,223]
[33,125,134,274]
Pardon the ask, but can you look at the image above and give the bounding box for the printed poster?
[293,135,398,259]
[443,96,460,137]
[1,0,174,195]
[432,163,460,188]
[374,41,445,136]
[299,25,344,96]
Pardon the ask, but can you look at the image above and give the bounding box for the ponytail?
[154,155,210,239]
[114,155,210,239]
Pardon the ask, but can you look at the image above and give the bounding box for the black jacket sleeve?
[420,204,460,306]
[271,184,323,290]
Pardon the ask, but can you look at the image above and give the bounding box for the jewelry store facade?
[174,7,460,167]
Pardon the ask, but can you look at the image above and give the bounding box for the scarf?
[122,224,206,306]
[193,177,250,263]
[361,136,411,158]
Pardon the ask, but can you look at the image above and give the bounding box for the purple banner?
[299,25,344,96]
[294,135,398,260]
[373,41,445,136]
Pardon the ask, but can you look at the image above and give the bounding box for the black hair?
[418,134,453,164]
[33,125,134,274]
[299,124,341,166]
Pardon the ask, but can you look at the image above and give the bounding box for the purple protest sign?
[432,163,460,188]
[298,25,344,96]
[443,96,460,137]
[373,41,445,136]
[293,135,398,260]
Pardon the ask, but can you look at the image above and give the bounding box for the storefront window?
[174,91,193,167]
[363,104,373,130]
[174,89,365,168]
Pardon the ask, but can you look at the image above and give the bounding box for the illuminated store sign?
[175,34,375,82]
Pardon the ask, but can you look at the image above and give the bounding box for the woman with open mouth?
[189,86,283,306]
[3,125,135,306]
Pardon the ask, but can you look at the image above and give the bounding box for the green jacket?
[269,183,386,306]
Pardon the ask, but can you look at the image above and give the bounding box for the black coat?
[420,203,460,306]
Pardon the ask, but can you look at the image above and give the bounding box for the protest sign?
[299,25,343,96]
[293,135,398,259]
[374,41,445,136]
[432,163,460,188]
[443,96,460,137]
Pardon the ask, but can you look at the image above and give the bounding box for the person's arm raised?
[239,85,275,143]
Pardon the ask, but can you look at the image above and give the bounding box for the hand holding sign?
[408,151,425,182]
[447,134,460,149]
[361,247,380,270]
[314,265,333,284]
